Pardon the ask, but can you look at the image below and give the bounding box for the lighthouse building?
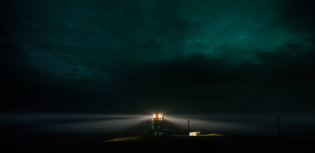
[143,112,169,137]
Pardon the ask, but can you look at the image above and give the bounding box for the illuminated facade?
[189,131,201,136]
[143,112,169,137]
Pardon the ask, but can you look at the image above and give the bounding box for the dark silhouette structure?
[276,115,280,137]
[188,120,190,136]
[143,112,169,137]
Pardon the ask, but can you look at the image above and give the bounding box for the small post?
[162,111,164,128]
[188,120,190,136]
[276,115,280,137]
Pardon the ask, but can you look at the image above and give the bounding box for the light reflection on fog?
[46,118,149,133]
[1,114,151,133]
[1,113,315,141]
[165,116,259,135]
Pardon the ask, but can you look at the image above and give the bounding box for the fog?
[1,113,314,145]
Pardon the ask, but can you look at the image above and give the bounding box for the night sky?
[1,0,315,143]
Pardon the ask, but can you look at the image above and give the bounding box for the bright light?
[153,113,163,118]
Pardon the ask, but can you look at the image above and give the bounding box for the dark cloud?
[114,48,315,113]
[275,0,315,34]
[0,0,314,116]
[1,1,315,144]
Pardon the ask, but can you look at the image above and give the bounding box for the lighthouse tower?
[151,112,164,136]
[143,112,169,137]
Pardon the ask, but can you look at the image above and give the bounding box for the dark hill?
[4,135,314,152]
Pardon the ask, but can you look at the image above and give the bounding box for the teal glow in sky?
[1,0,315,144]
[1,0,314,115]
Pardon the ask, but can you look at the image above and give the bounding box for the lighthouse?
[143,112,169,137]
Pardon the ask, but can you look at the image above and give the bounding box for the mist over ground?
[1,0,314,144]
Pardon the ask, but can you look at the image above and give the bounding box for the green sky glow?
[1,0,314,115]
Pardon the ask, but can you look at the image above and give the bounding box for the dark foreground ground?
[4,135,315,152]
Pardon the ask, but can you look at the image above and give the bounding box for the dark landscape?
[5,135,315,151]
[1,0,315,150]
